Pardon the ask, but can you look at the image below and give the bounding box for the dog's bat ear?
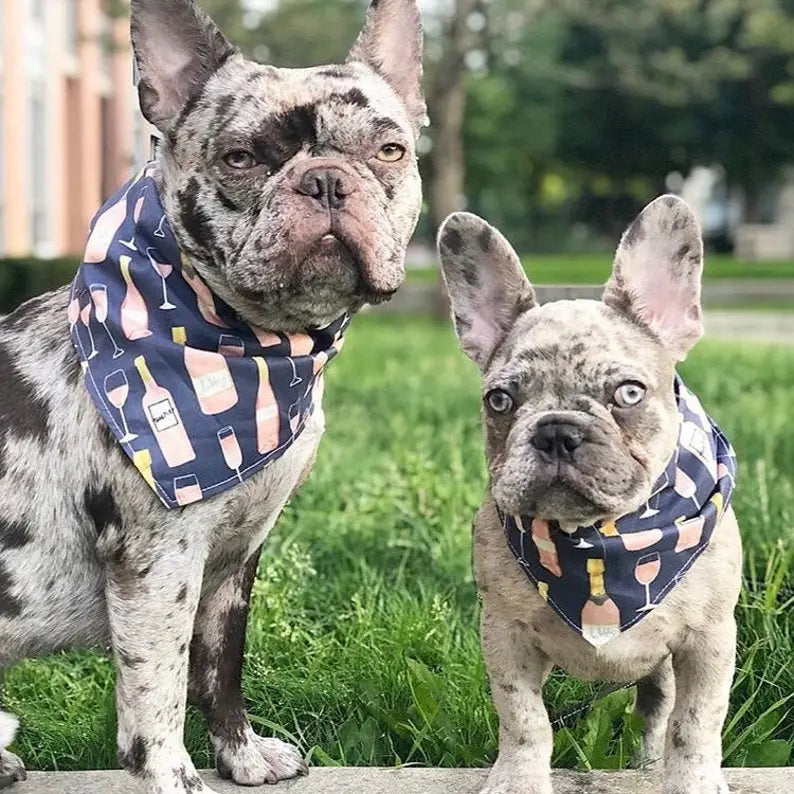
[130,0,237,132]
[347,0,426,132]
[438,213,536,369]
[603,195,704,361]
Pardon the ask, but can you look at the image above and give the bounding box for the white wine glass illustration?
[104,370,138,443]
[174,474,202,506]
[153,214,167,238]
[218,334,245,357]
[80,301,99,360]
[218,426,243,482]
[635,552,661,612]
[145,247,176,310]
[287,357,302,387]
[119,189,146,251]
[90,283,124,358]
[68,295,87,356]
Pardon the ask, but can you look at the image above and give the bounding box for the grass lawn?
[406,254,794,285]
[4,316,793,772]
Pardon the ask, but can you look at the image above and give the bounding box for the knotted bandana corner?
[502,378,737,647]
[70,165,348,509]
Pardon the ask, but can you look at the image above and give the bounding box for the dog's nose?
[531,423,584,461]
[296,167,355,209]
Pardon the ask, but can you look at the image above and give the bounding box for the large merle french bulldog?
[0,0,424,791]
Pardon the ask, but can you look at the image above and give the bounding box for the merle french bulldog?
[0,0,424,791]
[438,197,742,794]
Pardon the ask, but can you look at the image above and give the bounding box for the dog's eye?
[223,150,258,170]
[485,389,515,414]
[613,381,646,408]
[376,143,406,163]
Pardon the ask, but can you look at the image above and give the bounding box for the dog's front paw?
[0,750,26,788]
[479,760,553,794]
[664,767,729,794]
[215,728,308,786]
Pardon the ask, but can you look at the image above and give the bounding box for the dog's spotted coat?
[0,1,424,791]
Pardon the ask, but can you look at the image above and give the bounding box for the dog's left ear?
[603,195,704,361]
[130,0,237,131]
[347,0,425,131]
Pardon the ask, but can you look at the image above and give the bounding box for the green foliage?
[3,317,792,771]
[0,259,79,313]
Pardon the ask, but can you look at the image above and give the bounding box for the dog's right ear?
[438,213,536,368]
[130,0,237,131]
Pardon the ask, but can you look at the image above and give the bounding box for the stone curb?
[15,767,794,793]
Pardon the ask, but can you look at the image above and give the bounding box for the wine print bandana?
[69,165,348,509]
[503,377,737,647]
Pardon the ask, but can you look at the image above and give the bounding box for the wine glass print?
[145,247,176,310]
[218,335,245,357]
[288,401,301,437]
[90,283,124,358]
[68,294,86,355]
[119,189,146,251]
[635,552,661,612]
[104,370,138,443]
[80,301,99,359]
[287,357,302,387]
[218,426,243,482]
[174,474,202,506]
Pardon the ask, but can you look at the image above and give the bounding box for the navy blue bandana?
[503,378,737,646]
[70,165,348,509]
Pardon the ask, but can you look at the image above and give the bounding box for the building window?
[66,0,79,55]
[30,80,49,251]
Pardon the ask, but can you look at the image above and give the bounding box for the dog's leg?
[634,655,675,768]
[104,524,217,794]
[188,548,307,786]
[663,620,736,794]
[0,712,25,787]
[479,603,554,794]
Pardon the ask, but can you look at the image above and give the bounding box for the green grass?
[406,254,794,285]
[4,316,793,771]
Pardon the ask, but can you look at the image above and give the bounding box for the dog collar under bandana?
[70,164,348,509]
[502,378,737,647]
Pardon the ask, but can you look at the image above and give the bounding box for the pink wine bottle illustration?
[80,300,99,359]
[635,552,662,612]
[180,254,228,327]
[287,333,314,356]
[172,327,238,415]
[254,356,279,453]
[90,283,124,358]
[674,515,705,553]
[120,256,153,340]
[218,426,244,482]
[250,326,280,348]
[621,528,663,552]
[119,189,146,251]
[133,449,156,491]
[145,247,176,310]
[581,558,621,646]
[84,193,129,263]
[531,519,562,577]
[104,370,138,443]
[134,356,196,467]
[174,474,203,506]
[218,335,245,357]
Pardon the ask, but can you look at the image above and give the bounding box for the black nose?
[531,423,584,461]
[296,167,354,209]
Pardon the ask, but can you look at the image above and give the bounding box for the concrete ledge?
[16,767,794,793]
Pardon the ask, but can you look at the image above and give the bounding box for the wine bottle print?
[621,528,664,551]
[180,254,228,327]
[218,335,245,357]
[120,256,152,341]
[119,188,146,251]
[254,357,279,454]
[172,327,239,415]
[530,519,562,577]
[145,247,176,310]
[134,356,195,467]
[84,192,129,264]
[581,558,621,646]
[104,370,138,443]
[133,449,156,491]
[287,333,314,356]
[90,283,124,358]
[250,326,280,348]
[674,515,705,553]
[218,426,244,482]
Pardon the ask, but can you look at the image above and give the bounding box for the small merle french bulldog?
[438,197,742,794]
[0,0,424,791]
